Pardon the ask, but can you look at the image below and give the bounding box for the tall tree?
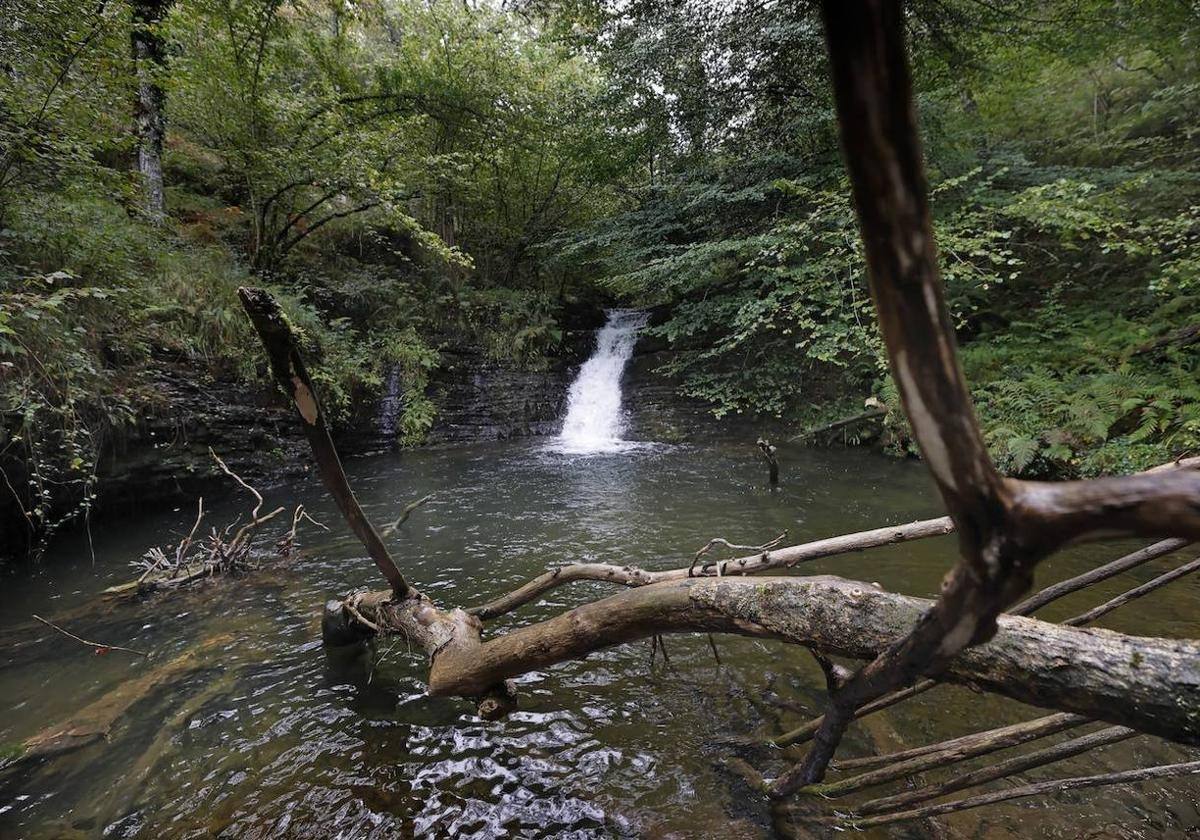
[131,0,169,221]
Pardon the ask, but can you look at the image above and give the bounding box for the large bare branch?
[237,287,410,598]
[342,575,1200,746]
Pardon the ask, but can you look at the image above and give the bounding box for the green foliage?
[5,0,1200,557]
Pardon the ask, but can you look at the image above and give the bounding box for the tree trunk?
[337,574,1200,746]
[131,0,168,222]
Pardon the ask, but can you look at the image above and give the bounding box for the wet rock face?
[622,347,717,444]
[0,326,717,561]
[423,348,575,443]
[92,367,312,521]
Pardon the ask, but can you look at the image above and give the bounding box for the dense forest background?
[2,0,1199,551]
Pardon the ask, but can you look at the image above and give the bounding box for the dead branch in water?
[31,614,147,657]
[238,286,410,598]
[380,492,435,537]
[809,760,1200,829]
[470,516,953,621]
[789,407,886,443]
[756,438,779,485]
[771,536,1193,748]
[852,725,1138,817]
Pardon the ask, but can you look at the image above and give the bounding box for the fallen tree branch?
[690,531,788,577]
[238,286,410,598]
[346,575,1200,744]
[853,725,1137,817]
[806,713,1088,798]
[2,634,230,768]
[831,712,1086,773]
[770,536,1188,748]
[789,408,886,442]
[31,614,148,657]
[469,516,954,620]
[817,760,1200,829]
[380,492,435,537]
[1064,553,1200,627]
[1012,538,1190,616]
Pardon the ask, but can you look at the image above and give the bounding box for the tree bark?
[237,287,410,598]
[469,516,954,620]
[342,575,1200,746]
[131,0,169,222]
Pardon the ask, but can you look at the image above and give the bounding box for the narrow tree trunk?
[131,0,168,222]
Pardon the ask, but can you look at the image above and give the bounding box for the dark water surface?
[1,440,1197,838]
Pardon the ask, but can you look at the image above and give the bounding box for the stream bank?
[0,322,720,564]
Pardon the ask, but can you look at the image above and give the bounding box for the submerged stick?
[1064,554,1200,627]
[1013,538,1190,616]
[824,760,1200,828]
[854,725,1137,817]
[832,711,1086,773]
[806,713,1088,798]
[31,614,147,657]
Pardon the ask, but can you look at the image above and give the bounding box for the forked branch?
[777,0,1200,792]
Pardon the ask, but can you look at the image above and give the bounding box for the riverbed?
[1,440,1197,838]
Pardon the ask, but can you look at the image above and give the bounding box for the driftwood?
[30,614,147,657]
[471,516,954,621]
[343,576,1200,743]
[852,724,1138,817]
[379,493,435,537]
[821,760,1200,829]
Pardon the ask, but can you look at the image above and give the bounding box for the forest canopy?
[2,0,1199,548]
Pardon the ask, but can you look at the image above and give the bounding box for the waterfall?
[554,309,648,454]
[377,364,404,438]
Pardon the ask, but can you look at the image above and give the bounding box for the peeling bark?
[341,576,1200,746]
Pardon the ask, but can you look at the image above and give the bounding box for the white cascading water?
[377,364,404,438]
[554,309,648,454]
